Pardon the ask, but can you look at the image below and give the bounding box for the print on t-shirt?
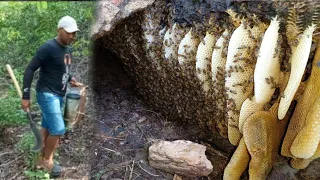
[62,53,71,90]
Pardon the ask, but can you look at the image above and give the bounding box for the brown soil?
[0,126,27,179]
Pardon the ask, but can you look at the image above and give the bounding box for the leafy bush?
[0,1,94,72]
[0,79,39,127]
[0,96,27,127]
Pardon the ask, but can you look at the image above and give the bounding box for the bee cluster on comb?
[98,0,320,178]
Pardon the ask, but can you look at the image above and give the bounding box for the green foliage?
[16,132,39,170]
[0,96,27,127]
[0,1,95,73]
[24,170,50,180]
[36,1,48,13]
[94,170,106,180]
[16,132,51,179]
[11,67,24,85]
[16,132,39,166]
[0,77,39,127]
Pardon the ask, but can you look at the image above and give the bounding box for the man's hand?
[69,77,83,87]
[21,99,30,112]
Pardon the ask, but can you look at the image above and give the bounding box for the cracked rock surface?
[91,0,154,39]
[148,140,213,177]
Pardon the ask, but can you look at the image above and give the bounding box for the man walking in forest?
[21,15,80,177]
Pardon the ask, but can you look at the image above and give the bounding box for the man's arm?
[22,56,41,100]
[22,44,48,102]
[21,43,48,112]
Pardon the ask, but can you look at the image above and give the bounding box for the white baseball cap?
[57,16,79,33]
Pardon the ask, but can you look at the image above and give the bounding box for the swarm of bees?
[100,0,320,179]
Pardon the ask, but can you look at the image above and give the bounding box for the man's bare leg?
[41,128,49,154]
[43,135,60,165]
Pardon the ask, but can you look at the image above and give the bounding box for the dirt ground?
[0,127,26,179]
[1,43,320,180]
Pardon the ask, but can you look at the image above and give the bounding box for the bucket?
[64,93,81,128]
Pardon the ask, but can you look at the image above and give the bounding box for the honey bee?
[239,66,245,72]
[174,34,181,40]
[270,76,274,81]
[277,38,282,46]
[274,48,279,58]
[233,82,242,87]
[248,29,255,40]
[291,38,299,47]
[248,76,254,84]
[229,123,239,129]
[263,103,271,111]
[242,87,247,93]
[164,39,169,46]
[238,57,250,62]
[201,39,206,45]
[178,54,187,59]
[230,89,237,94]
[234,51,243,58]
[234,66,238,72]
[221,53,227,59]
[238,45,249,49]
[265,77,271,84]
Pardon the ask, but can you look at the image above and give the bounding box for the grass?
[0,73,39,128]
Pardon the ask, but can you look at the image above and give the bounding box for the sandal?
[36,159,63,177]
[50,164,62,177]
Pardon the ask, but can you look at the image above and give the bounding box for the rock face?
[91,0,278,39]
[91,0,155,39]
[148,140,213,177]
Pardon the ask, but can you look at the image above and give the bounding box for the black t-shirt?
[22,39,73,100]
